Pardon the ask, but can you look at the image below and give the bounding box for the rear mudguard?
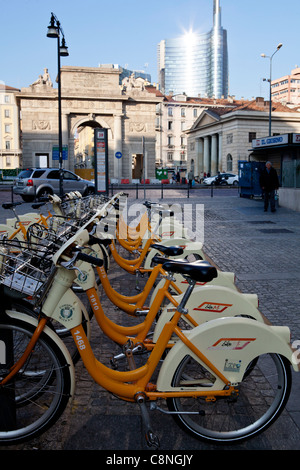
[156,316,297,392]
[4,309,76,396]
[144,240,205,269]
[149,270,237,308]
[142,222,189,247]
[153,285,261,342]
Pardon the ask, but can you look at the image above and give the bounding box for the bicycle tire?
[0,315,73,445]
[167,353,291,444]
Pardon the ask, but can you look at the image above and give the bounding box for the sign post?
[115,151,122,183]
[94,129,108,194]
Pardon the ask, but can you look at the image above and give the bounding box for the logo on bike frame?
[194,302,232,313]
[208,338,256,350]
[59,304,74,321]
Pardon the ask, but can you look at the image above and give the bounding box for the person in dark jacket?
[259,161,279,212]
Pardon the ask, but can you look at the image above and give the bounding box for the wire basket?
[0,246,51,298]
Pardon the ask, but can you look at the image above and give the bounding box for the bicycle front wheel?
[0,316,73,445]
[167,353,291,444]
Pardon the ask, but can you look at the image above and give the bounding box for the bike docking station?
[0,190,298,450]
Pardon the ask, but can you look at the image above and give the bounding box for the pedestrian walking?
[259,161,279,212]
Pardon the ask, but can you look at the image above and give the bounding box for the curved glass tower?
[158,0,228,98]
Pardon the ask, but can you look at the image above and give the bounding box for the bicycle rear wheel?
[0,315,73,445]
[167,353,291,444]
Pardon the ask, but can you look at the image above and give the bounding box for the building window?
[4,109,10,118]
[181,108,186,117]
[249,132,256,142]
[168,107,173,116]
[168,121,173,130]
[5,95,10,103]
[167,152,173,161]
[190,142,195,151]
[5,124,11,133]
[5,141,11,150]
[168,135,174,147]
[193,108,197,118]
[226,154,233,171]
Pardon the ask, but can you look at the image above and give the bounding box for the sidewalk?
[2,193,300,451]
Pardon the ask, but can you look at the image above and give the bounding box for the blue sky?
[0,0,298,100]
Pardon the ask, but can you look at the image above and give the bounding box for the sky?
[0,0,298,100]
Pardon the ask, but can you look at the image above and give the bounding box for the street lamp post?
[261,43,283,137]
[47,13,69,198]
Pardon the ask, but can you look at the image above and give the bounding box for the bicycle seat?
[152,256,218,283]
[32,202,46,209]
[150,244,183,257]
[2,202,22,209]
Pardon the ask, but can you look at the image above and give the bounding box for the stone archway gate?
[16,66,163,181]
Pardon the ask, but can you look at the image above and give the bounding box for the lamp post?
[261,43,283,137]
[47,13,69,198]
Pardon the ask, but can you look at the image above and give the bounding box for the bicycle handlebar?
[88,235,112,247]
[75,250,104,267]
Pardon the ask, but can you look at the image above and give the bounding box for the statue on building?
[121,74,146,93]
[31,68,53,87]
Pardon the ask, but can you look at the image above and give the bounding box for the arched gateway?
[16,66,162,182]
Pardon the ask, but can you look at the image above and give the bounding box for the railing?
[109,182,240,199]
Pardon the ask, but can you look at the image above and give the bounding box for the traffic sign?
[115,151,122,159]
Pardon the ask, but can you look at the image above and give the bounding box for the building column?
[196,138,203,177]
[211,134,218,175]
[203,136,210,174]
[114,114,123,179]
[218,133,222,171]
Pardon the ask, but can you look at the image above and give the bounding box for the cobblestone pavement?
[1,189,300,452]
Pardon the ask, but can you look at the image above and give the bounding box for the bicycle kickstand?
[136,394,160,449]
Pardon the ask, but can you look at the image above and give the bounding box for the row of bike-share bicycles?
[0,190,298,448]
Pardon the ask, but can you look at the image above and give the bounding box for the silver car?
[13,168,95,201]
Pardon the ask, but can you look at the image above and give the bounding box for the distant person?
[176,171,180,183]
[259,161,279,212]
[188,169,194,188]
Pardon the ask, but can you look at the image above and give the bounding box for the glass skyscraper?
[157,0,228,99]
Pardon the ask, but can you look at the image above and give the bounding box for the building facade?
[271,67,300,105]
[155,94,236,171]
[0,83,22,171]
[185,97,300,179]
[16,66,163,182]
[157,0,228,99]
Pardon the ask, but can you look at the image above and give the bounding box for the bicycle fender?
[149,270,237,307]
[156,316,297,393]
[4,309,76,396]
[153,285,262,341]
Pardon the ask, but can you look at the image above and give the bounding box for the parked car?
[203,173,239,186]
[13,168,95,202]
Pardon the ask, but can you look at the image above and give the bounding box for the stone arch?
[70,116,113,140]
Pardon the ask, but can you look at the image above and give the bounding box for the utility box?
[238,161,266,198]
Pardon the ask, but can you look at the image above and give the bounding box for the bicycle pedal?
[145,430,160,449]
[137,394,160,449]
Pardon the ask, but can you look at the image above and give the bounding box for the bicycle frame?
[40,260,235,401]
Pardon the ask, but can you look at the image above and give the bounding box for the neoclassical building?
[0,83,22,170]
[185,97,300,178]
[16,66,163,182]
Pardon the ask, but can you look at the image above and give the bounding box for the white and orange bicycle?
[0,212,297,447]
